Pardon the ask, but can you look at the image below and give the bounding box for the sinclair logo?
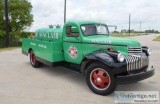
[68,46,78,59]
[35,32,59,39]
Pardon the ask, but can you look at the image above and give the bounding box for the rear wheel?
[30,50,42,68]
[85,63,116,95]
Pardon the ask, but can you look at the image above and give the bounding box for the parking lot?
[0,34,159,104]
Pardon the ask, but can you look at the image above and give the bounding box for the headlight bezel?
[147,48,151,56]
[117,52,125,62]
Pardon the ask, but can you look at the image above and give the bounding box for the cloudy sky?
[28,0,160,32]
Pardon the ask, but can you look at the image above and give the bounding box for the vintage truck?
[22,20,155,95]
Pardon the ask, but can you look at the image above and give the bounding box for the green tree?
[0,0,5,37]
[0,0,33,46]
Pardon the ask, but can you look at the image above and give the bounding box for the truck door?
[63,25,82,64]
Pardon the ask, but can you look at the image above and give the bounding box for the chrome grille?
[128,47,142,55]
[125,53,149,74]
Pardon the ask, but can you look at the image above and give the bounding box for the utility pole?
[129,14,131,36]
[64,0,66,23]
[4,0,10,47]
[139,20,141,32]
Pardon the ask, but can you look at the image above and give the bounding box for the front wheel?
[30,50,42,68]
[85,63,116,96]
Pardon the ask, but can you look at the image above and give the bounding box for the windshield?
[81,24,109,36]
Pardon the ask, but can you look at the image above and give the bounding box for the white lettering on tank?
[43,33,47,38]
[55,33,59,39]
[37,32,59,39]
[30,42,36,46]
[38,44,47,49]
[39,33,42,37]
[48,33,51,38]
[51,33,55,39]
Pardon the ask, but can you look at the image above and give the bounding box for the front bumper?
[116,66,155,83]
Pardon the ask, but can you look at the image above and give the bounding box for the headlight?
[147,48,151,55]
[117,53,125,62]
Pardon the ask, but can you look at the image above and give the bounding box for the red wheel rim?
[90,68,110,90]
[30,53,35,64]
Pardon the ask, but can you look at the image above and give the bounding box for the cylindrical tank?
[35,26,63,42]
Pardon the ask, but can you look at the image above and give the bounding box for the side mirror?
[71,27,79,33]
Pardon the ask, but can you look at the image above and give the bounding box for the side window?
[81,25,97,36]
[97,25,107,34]
[66,26,79,37]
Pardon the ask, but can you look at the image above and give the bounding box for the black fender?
[80,51,127,75]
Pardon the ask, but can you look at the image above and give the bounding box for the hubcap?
[90,68,110,90]
[96,78,102,83]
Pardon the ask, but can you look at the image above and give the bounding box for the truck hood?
[82,35,141,47]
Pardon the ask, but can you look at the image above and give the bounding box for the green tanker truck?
[22,20,155,95]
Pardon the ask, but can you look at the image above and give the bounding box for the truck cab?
[22,20,155,96]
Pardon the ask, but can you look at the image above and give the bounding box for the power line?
[129,14,131,36]
[140,20,141,31]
